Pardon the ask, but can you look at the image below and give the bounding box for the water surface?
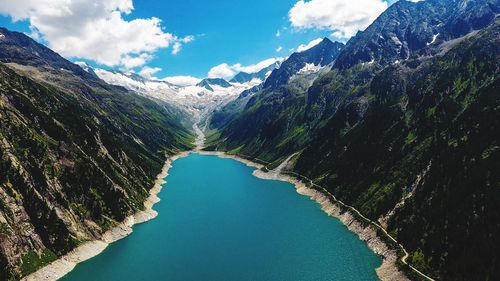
[62,153,381,281]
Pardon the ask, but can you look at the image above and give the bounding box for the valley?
[0,0,499,280]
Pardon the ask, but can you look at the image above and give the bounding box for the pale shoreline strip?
[196,150,410,281]
[22,152,190,281]
[26,149,408,281]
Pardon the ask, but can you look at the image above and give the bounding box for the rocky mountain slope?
[209,38,343,130]
[207,0,500,279]
[0,28,193,280]
[264,38,344,90]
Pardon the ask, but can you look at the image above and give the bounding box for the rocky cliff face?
[0,29,193,280]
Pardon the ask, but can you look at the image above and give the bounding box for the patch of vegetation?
[20,249,57,277]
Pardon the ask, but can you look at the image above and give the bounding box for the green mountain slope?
[295,23,500,280]
[0,30,193,280]
[207,3,500,279]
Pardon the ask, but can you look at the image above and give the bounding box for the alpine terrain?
[0,0,499,280]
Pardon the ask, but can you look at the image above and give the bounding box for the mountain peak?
[321,37,332,44]
[230,60,282,84]
[263,39,345,89]
[0,27,95,80]
[197,78,231,91]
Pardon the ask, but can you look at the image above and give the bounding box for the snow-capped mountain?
[230,61,281,83]
[263,38,344,90]
[93,68,266,122]
[197,78,232,90]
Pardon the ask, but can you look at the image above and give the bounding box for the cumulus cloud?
[297,38,323,52]
[208,63,236,79]
[162,75,201,86]
[121,53,153,69]
[208,58,284,79]
[289,0,388,38]
[0,0,194,68]
[276,46,283,52]
[139,66,162,78]
[171,35,195,55]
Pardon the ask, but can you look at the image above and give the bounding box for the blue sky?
[0,0,395,82]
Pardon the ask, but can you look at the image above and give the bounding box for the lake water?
[61,153,381,281]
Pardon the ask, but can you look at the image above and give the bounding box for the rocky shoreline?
[25,148,408,281]
[198,150,409,281]
[22,152,190,281]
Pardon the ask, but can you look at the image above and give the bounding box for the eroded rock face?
[0,183,45,275]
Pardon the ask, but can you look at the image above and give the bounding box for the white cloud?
[239,58,283,73]
[275,30,281,37]
[297,38,323,52]
[0,0,194,68]
[162,75,201,86]
[171,35,194,55]
[289,0,388,38]
[208,63,236,79]
[207,58,284,79]
[276,46,283,52]
[121,53,152,69]
[139,66,162,78]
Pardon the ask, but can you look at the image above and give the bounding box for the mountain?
[296,23,500,280]
[209,84,263,128]
[73,61,99,79]
[0,28,94,80]
[206,0,500,279]
[208,38,344,129]
[263,38,344,89]
[0,28,193,280]
[196,78,232,90]
[94,69,261,125]
[93,60,283,125]
[334,0,500,69]
[230,61,281,84]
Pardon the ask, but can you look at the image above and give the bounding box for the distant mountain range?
[207,0,500,280]
[91,60,281,124]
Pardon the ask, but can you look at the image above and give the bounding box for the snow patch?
[74,61,91,72]
[298,63,323,74]
[362,58,375,66]
[427,33,440,46]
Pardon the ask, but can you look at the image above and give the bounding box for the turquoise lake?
[62,153,381,281]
